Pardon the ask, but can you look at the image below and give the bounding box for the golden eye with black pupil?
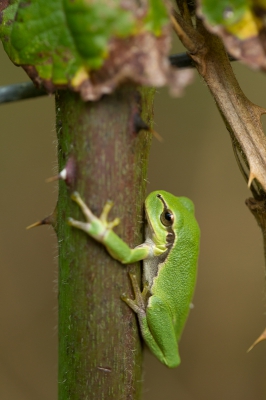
[160,209,174,226]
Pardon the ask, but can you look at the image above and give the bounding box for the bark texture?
[56,85,154,400]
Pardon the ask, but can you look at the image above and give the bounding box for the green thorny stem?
[54,85,154,400]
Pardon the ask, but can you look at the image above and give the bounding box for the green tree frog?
[68,190,200,368]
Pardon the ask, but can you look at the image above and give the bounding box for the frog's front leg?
[68,192,151,264]
[68,192,120,240]
[122,273,180,368]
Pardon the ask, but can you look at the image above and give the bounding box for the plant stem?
[56,85,154,400]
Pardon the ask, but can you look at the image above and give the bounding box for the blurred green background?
[1,39,266,399]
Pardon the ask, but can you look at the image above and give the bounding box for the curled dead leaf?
[25,30,193,101]
[1,0,193,101]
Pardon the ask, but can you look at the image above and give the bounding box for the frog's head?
[144,190,196,250]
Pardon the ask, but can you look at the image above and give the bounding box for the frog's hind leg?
[122,273,180,368]
[145,295,180,368]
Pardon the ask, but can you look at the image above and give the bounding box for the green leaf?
[200,0,266,39]
[0,0,169,87]
[144,0,169,35]
[201,0,247,27]
[199,0,266,71]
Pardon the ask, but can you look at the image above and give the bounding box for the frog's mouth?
[144,207,154,234]
[145,193,175,255]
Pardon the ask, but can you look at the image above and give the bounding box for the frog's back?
[152,194,200,341]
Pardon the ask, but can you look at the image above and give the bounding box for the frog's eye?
[160,209,174,227]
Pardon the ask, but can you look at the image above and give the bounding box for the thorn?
[26,220,45,230]
[150,129,164,143]
[26,209,57,230]
[248,171,255,188]
[62,157,77,187]
[133,113,163,142]
[247,327,266,352]
[134,113,149,132]
[46,168,67,183]
[45,175,59,183]
[45,157,76,187]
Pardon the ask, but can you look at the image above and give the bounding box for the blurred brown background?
[1,39,266,399]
